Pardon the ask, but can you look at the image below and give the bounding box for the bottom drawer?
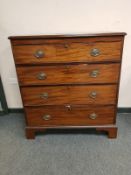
[25,106,116,126]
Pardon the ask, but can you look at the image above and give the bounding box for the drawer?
[25,106,115,126]
[17,63,120,85]
[13,41,122,64]
[21,85,117,106]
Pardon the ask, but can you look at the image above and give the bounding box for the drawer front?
[13,41,122,64]
[21,85,117,106]
[17,63,120,85]
[25,106,115,126]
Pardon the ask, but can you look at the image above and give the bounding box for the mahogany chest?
[9,33,126,139]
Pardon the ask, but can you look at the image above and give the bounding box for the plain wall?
[0,0,131,108]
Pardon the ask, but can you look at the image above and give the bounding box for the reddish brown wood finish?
[25,128,35,139]
[25,126,117,139]
[96,127,117,138]
[9,33,126,139]
[21,85,117,106]
[8,32,126,40]
[25,127,46,139]
[25,106,115,126]
[17,63,120,86]
[10,37,124,48]
[12,41,122,64]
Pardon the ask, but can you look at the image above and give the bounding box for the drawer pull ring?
[43,115,51,120]
[37,72,47,80]
[90,48,100,57]
[89,113,97,120]
[89,91,97,99]
[90,70,99,78]
[34,50,44,58]
[40,93,48,99]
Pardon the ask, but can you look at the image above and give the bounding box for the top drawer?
[12,41,122,64]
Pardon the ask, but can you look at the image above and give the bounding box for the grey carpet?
[0,113,131,175]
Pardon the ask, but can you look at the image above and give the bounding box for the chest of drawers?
[9,33,126,139]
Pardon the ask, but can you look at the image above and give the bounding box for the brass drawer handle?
[89,91,97,99]
[34,50,44,58]
[42,114,51,120]
[40,93,48,99]
[89,113,97,120]
[90,70,99,78]
[37,72,47,80]
[90,48,100,57]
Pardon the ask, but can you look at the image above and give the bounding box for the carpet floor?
[0,113,131,175]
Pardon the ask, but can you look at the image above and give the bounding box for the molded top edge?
[8,32,127,40]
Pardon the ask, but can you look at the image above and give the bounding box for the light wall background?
[0,0,131,108]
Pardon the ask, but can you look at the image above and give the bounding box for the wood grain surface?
[21,85,117,106]
[17,63,120,85]
[13,41,122,64]
[9,33,126,139]
[25,106,115,126]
